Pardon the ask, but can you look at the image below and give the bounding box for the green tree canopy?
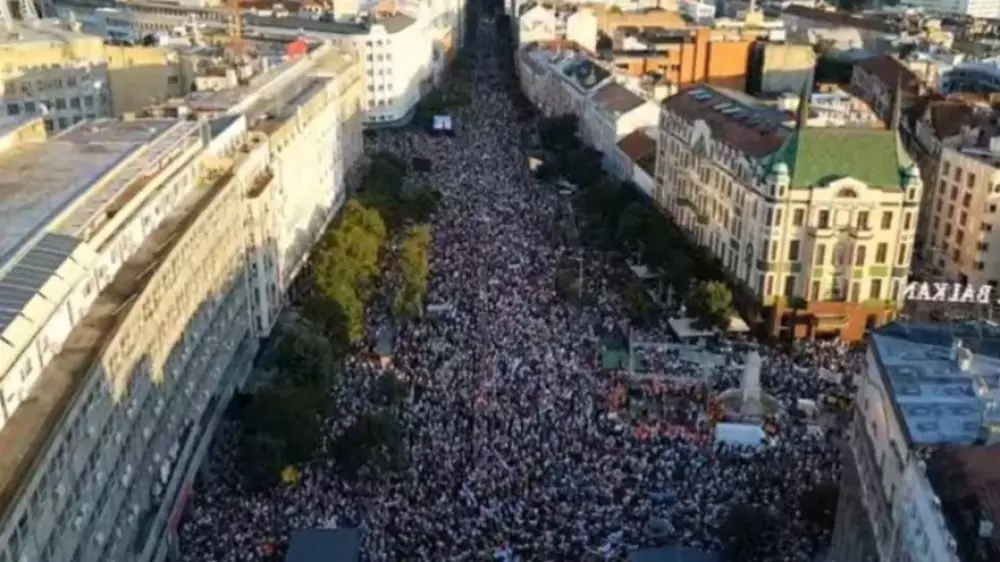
[560,147,604,188]
[539,115,580,151]
[333,410,405,473]
[275,318,336,387]
[687,280,734,330]
[241,382,326,470]
[624,278,657,326]
[237,431,286,489]
[394,224,433,321]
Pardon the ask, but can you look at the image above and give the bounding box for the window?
[69,97,81,110]
[850,281,861,302]
[6,103,19,115]
[818,210,830,228]
[943,161,951,176]
[875,242,888,264]
[784,275,796,297]
[811,280,821,301]
[897,244,909,266]
[855,245,867,266]
[765,275,774,296]
[857,211,870,230]
[903,212,912,230]
[815,244,826,265]
[55,98,66,110]
[955,167,963,183]
[969,173,977,188]
[788,240,800,261]
[881,211,892,229]
[793,208,805,226]
[963,193,972,207]
[870,279,883,300]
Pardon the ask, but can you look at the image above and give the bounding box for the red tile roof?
[661,87,788,158]
[617,130,657,163]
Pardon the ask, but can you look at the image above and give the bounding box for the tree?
[237,431,286,489]
[719,504,778,562]
[242,383,326,464]
[687,280,733,330]
[538,115,580,151]
[799,482,840,531]
[616,202,654,250]
[560,147,604,188]
[274,318,336,387]
[394,224,433,321]
[333,410,404,473]
[624,278,657,326]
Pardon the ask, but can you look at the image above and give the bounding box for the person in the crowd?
[178,15,859,562]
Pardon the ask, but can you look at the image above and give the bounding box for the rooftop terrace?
[871,322,1000,445]
[0,119,179,268]
[0,157,232,525]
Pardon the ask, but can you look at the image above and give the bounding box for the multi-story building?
[607,27,758,92]
[831,320,1000,562]
[518,44,659,170]
[850,54,924,128]
[655,85,920,340]
[66,0,465,126]
[780,5,898,51]
[0,40,363,562]
[515,4,597,52]
[909,95,1000,287]
[0,17,186,132]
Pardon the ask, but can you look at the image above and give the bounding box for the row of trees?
[536,115,735,329]
[236,152,438,485]
[393,224,433,321]
[237,322,335,487]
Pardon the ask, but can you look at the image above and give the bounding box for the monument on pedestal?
[716,350,782,422]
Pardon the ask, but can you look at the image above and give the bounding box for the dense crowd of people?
[178,14,863,562]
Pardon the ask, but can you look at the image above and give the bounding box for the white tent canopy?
[432,115,453,133]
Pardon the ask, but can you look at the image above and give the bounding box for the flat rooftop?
[871,322,1000,445]
[0,162,231,526]
[0,119,179,268]
[0,19,100,47]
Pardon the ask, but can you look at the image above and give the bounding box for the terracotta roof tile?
[661,87,788,158]
[617,130,657,163]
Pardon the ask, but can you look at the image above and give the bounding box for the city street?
[178,13,855,562]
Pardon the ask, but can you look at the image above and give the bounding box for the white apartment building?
[519,44,658,169]
[0,42,364,562]
[66,0,464,126]
[515,5,598,52]
[580,81,659,158]
[656,85,919,341]
[831,321,1000,562]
